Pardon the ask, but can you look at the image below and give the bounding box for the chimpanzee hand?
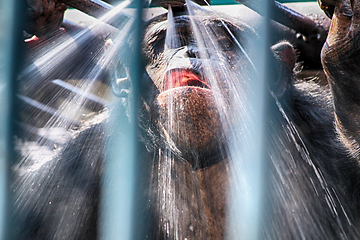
[26,0,68,37]
[321,0,360,158]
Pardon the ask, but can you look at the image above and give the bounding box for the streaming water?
[182,0,357,239]
[165,6,180,49]
[12,2,136,237]
[11,0,359,239]
[184,1,266,238]
[151,7,188,239]
[15,1,134,169]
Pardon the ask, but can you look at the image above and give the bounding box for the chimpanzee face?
[142,13,257,166]
[143,14,251,92]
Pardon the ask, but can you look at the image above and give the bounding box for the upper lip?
[163,69,210,91]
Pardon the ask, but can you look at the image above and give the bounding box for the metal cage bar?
[0,1,26,239]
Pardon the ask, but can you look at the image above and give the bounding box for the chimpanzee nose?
[166,45,213,71]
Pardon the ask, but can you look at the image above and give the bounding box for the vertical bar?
[227,0,270,239]
[0,0,25,239]
[0,0,12,236]
[100,0,143,239]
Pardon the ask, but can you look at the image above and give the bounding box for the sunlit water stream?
[15,1,133,167]
[11,0,359,239]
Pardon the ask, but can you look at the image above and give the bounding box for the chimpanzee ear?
[270,41,296,98]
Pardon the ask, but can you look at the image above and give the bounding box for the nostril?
[185,45,199,58]
[186,49,197,58]
[186,46,212,59]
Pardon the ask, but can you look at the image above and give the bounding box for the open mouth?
[163,69,210,91]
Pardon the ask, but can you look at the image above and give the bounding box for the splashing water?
[12,0,136,222]
[12,1,139,239]
[165,6,181,49]
[181,1,358,239]
[11,0,360,239]
[198,0,258,74]
[154,1,265,238]
[15,1,134,164]
[266,92,354,238]
[185,1,267,238]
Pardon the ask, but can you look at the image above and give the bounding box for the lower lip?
[163,70,209,91]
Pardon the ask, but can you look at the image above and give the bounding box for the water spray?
[150,0,208,8]
[57,0,325,42]
[152,0,325,41]
[234,0,326,40]
[58,0,133,29]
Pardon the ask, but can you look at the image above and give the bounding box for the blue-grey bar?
[99,0,143,239]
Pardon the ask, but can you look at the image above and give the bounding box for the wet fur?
[12,8,360,240]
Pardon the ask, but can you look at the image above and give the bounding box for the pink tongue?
[164,70,209,91]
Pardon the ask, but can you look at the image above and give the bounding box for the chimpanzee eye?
[147,29,167,57]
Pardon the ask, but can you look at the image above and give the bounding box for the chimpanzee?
[11,0,360,239]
